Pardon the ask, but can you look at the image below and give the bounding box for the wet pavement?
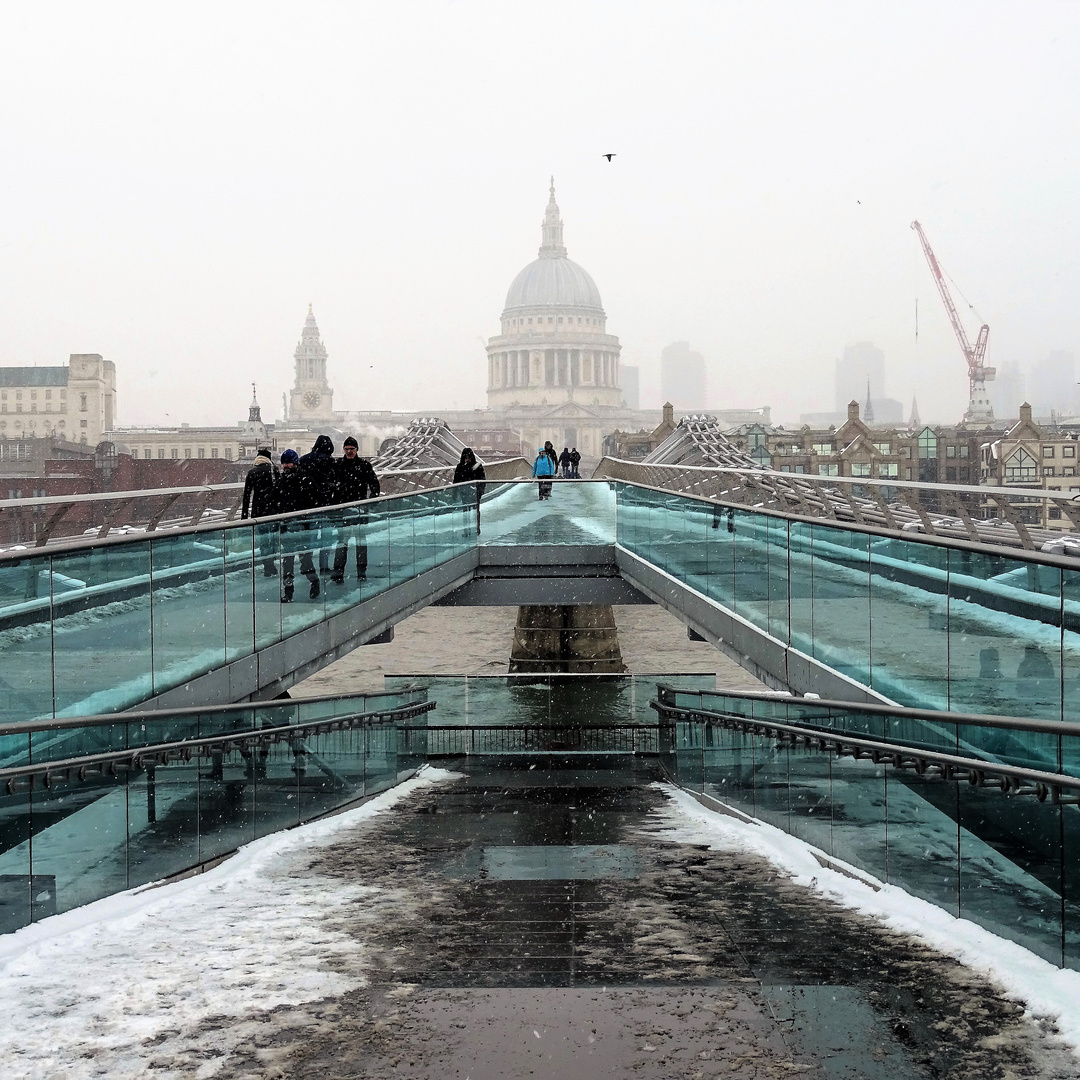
[216,765,1076,1079]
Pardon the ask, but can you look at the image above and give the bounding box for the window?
[157,448,165,459]
[905,467,913,480]
[946,445,956,458]
[1065,467,1075,477]
[30,390,37,400]
[1045,467,1055,477]
[45,390,51,399]
[811,442,833,455]
[959,445,969,458]
[873,442,891,454]
[1050,508,1063,520]
[198,448,205,459]
[1064,445,1076,458]
[79,419,87,428]
[818,463,839,476]
[185,448,192,459]
[171,448,178,459]
[143,449,151,459]
[878,463,898,478]
[79,394,87,411]
[850,462,871,477]
[211,448,219,459]
[918,428,938,459]
[15,391,22,399]
[1004,447,1038,482]
[1043,445,1056,458]
[224,447,232,460]
[946,467,957,481]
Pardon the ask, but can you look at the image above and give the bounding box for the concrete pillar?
[508,605,627,673]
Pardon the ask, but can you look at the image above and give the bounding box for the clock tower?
[289,304,334,422]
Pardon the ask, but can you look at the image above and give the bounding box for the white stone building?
[0,354,116,446]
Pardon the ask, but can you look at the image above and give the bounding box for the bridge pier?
[508,604,627,673]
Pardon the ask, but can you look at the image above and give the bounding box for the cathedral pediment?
[539,401,602,419]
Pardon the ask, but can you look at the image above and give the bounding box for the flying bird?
[602,153,616,162]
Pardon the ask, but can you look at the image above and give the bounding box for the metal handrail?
[653,683,1080,737]
[0,688,430,739]
[1,700,435,794]
[651,699,1080,802]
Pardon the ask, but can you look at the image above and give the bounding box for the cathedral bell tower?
[289,304,335,422]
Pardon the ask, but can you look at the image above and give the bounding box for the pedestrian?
[559,446,572,478]
[241,447,279,576]
[532,445,555,499]
[331,436,380,583]
[453,447,486,535]
[273,449,320,602]
[543,440,558,471]
[297,435,336,577]
[569,447,581,478]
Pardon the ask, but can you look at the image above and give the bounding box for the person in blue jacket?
[532,446,555,500]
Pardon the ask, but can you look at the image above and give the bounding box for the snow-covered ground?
[648,783,1080,1060]
[0,768,457,1079]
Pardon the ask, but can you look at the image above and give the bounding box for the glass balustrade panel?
[869,536,949,709]
[733,509,770,632]
[949,550,1062,744]
[810,524,870,688]
[224,524,256,662]
[52,542,154,719]
[150,531,226,694]
[957,785,1063,966]
[767,516,790,642]
[0,553,54,728]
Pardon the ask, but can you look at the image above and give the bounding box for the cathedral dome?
[500,179,605,317]
[503,257,603,314]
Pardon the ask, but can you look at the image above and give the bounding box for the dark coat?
[569,449,581,466]
[272,468,304,515]
[297,436,336,510]
[241,459,278,518]
[559,449,571,468]
[335,456,381,504]
[453,460,486,501]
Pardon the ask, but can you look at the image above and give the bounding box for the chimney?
[847,400,860,422]
[663,402,674,426]
[1019,402,1032,423]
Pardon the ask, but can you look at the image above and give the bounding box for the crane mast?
[911,221,995,425]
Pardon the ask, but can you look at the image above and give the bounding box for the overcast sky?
[1,1,1077,428]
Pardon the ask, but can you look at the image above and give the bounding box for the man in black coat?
[272,449,320,602]
[241,448,279,576]
[569,447,581,478]
[331,436,381,583]
[297,434,336,577]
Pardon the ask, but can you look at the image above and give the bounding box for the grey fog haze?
[1,0,1078,428]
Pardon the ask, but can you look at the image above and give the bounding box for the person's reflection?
[1015,644,1057,715]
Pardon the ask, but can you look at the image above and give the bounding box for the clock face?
[303,390,321,409]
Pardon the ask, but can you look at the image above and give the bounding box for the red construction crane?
[911,220,995,424]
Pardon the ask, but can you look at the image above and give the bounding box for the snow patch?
[0,767,458,1079]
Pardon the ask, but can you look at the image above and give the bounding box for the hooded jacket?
[297,435,336,510]
[241,455,279,518]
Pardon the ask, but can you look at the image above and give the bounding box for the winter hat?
[281,449,299,465]
[257,447,273,458]
[312,435,335,455]
[343,436,358,449]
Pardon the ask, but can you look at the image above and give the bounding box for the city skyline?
[1,3,1078,430]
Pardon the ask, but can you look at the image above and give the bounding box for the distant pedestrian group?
[241,435,380,603]
[532,442,580,498]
